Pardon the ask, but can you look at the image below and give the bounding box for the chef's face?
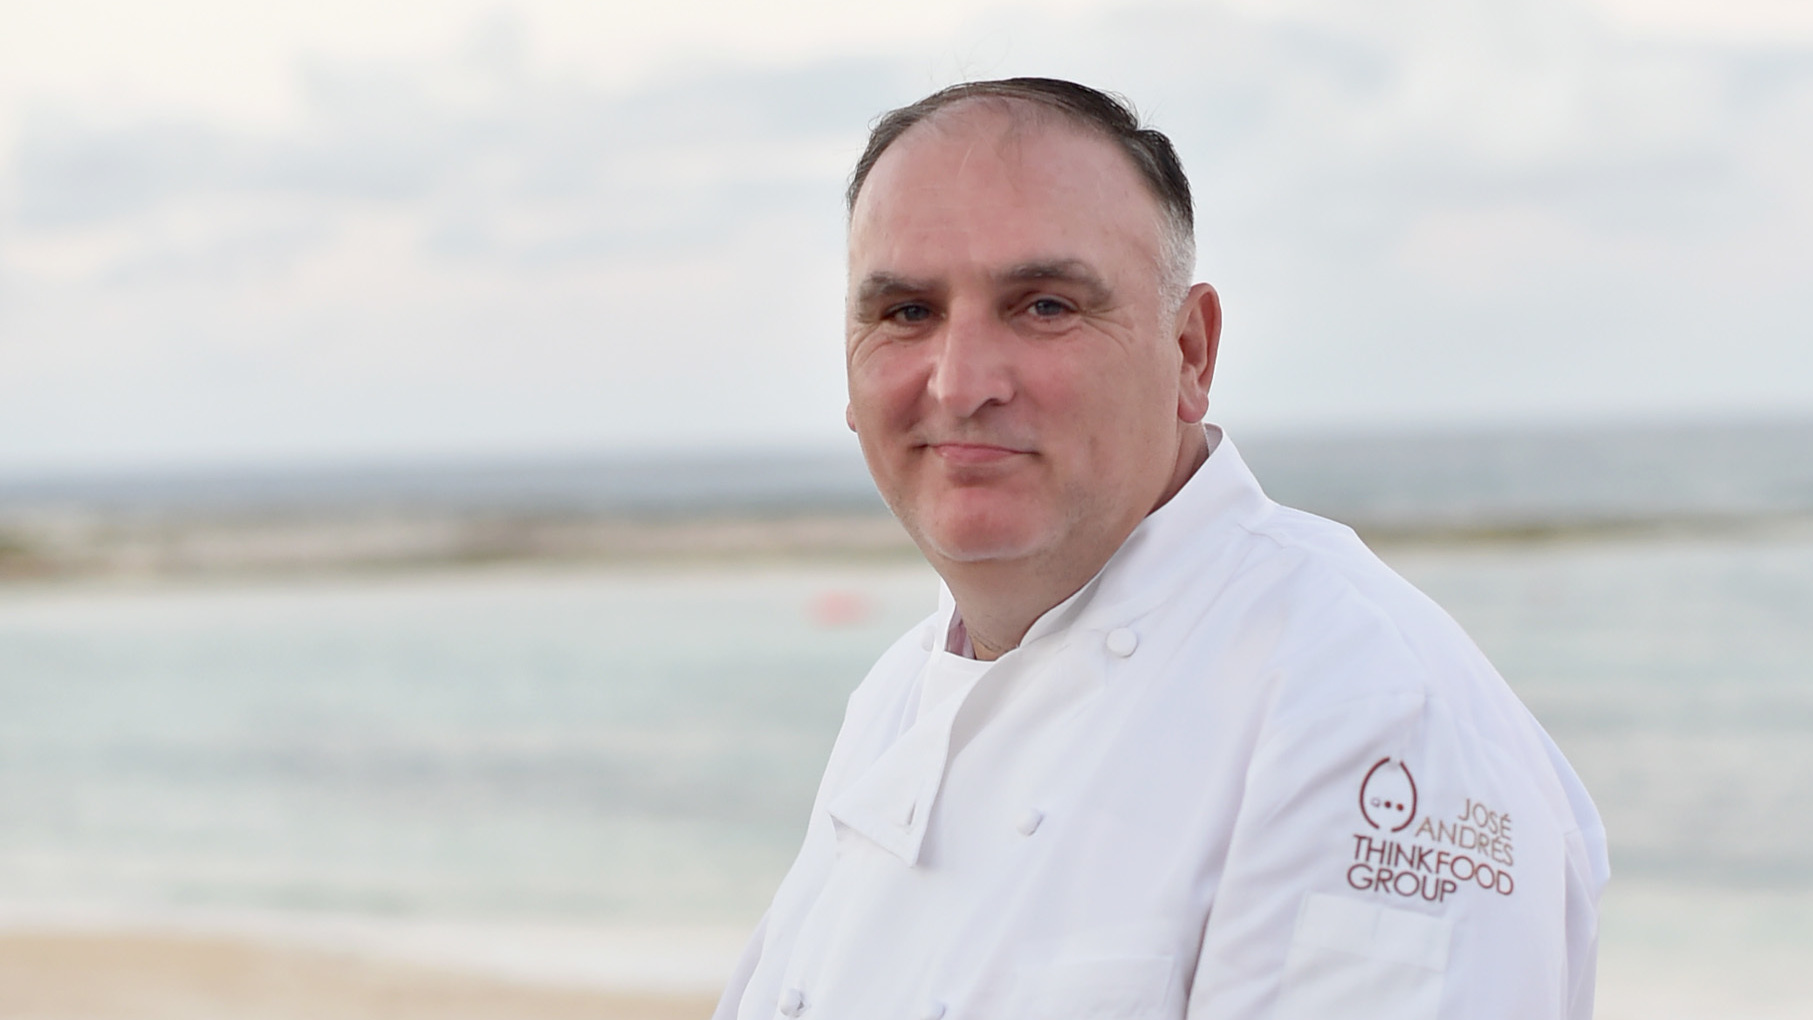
[845,103,1206,574]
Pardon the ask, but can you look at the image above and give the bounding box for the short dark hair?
[846,78,1196,300]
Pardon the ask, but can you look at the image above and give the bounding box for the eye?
[885,302,934,324]
[1027,297,1072,319]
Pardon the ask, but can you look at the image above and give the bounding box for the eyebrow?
[854,272,938,307]
[854,260,1112,307]
[996,260,1112,305]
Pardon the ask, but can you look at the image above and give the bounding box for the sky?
[1,0,1810,476]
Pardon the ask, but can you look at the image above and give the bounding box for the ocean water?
[0,565,937,924]
[1,527,1811,1009]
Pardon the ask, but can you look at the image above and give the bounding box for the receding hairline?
[851,95,1157,217]
[846,80,1198,308]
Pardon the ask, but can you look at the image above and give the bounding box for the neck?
[938,425,1209,661]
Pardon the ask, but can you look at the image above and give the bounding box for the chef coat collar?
[830,427,1272,867]
[827,648,990,865]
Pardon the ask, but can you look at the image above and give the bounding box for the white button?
[921,629,934,651]
[779,987,807,1016]
[1106,628,1139,657]
[919,1002,947,1020]
[1015,808,1044,836]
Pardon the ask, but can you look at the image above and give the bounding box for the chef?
[714,78,1608,1020]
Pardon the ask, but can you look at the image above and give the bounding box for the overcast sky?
[2,0,1810,476]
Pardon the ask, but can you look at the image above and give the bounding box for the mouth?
[926,442,1031,466]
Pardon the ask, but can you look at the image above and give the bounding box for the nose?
[926,302,1014,418]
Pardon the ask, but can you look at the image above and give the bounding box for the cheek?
[848,350,927,434]
[1023,352,1166,434]
[1012,352,1093,408]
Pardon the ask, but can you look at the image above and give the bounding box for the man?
[715,78,1607,1020]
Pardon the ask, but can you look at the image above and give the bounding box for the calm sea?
[1,525,1810,1010]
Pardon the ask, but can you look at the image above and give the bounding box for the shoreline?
[0,905,741,1019]
[0,903,751,996]
[2,882,1811,1019]
[0,930,720,1020]
[0,512,922,582]
[3,508,1810,584]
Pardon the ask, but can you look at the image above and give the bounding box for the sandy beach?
[5,915,1810,1020]
[0,931,718,1020]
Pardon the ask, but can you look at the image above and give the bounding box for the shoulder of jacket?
[1203,504,1515,730]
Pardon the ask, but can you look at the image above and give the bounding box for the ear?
[845,403,858,432]
[1174,283,1221,424]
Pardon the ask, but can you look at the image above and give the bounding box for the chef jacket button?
[921,629,933,651]
[1105,628,1138,657]
[919,1001,947,1020]
[1015,808,1044,836]
[779,987,807,1016]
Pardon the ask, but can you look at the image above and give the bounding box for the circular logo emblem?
[1359,757,1418,832]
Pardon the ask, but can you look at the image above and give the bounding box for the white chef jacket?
[715,427,1609,1020]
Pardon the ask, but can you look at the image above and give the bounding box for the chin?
[913,508,1052,566]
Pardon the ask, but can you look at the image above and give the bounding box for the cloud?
[0,47,913,471]
[0,0,1809,474]
[1059,0,1813,425]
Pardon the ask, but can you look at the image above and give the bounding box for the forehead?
[848,103,1166,280]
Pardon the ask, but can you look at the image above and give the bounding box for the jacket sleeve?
[1185,687,1596,1020]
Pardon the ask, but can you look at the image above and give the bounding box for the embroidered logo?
[1346,758,1516,901]
[1358,756,1418,832]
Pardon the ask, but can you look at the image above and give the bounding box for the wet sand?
[0,932,718,1020]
